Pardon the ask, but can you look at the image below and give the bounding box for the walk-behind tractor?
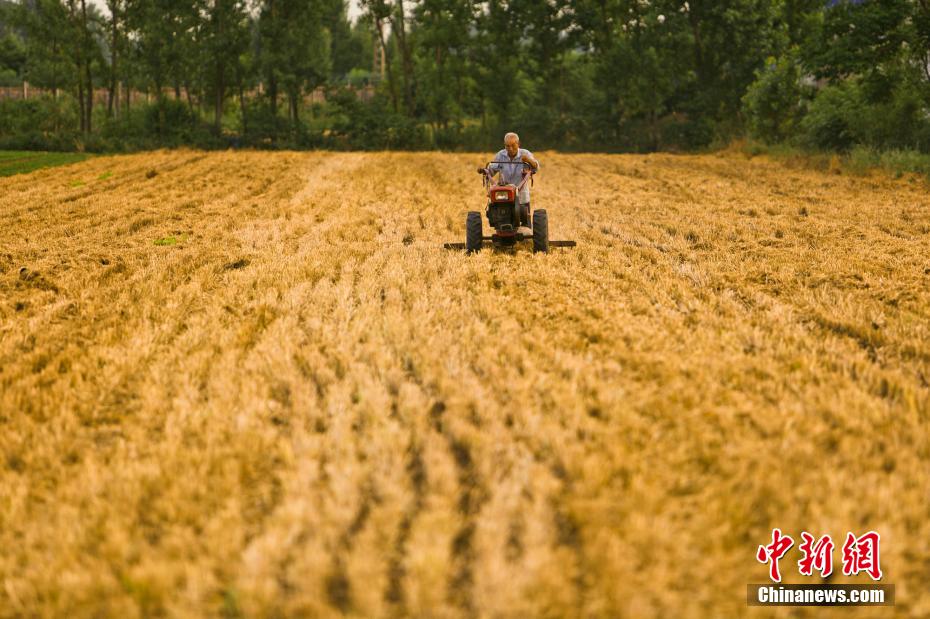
[443,161,576,253]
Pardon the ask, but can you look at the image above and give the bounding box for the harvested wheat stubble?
[0,149,928,618]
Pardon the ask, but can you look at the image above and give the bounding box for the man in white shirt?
[485,132,540,234]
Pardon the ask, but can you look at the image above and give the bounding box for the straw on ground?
[1,150,928,618]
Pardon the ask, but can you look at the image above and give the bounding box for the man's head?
[504,132,520,158]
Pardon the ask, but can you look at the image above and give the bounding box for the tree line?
[0,0,929,153]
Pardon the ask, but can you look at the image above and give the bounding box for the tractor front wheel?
[466,211,483,253]
[532,209,549,253]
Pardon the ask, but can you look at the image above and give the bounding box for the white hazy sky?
[89,0,364,22]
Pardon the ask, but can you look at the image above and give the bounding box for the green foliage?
[659,114,718,152]
[804,0,910,80]
[0,96,78,149]
[16,0,77,92]
[324,86,426,149]
[257,0,332,128]
[99,99,221,149]
[239,98,291,145]
[345,68,372,87]
[736,0,930,157]
[798,81,862,151]
[797,66,930,153]
[324,0,368,80]
[742,53,809,143]
[0,32,26,85]
[0,0,928,155]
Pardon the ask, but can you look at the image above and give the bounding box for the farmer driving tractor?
[481,132,540,236]
[446,131,568,253]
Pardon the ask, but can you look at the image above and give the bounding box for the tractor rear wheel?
[466,211,483,253]
[532,209,549,253]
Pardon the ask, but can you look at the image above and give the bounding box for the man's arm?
[486,152,504,178]
[520,149,539,171]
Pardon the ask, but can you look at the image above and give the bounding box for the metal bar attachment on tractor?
[442,240,576,250]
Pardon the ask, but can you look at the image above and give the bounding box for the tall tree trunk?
[687,6,706,86]
[107,3,118,118]
[238,79,247,135]
[51,39,59,132]
[52,57,60,133]
[266,0,278,120]
[917,2,930,87]
[85,60,93,133]
[185,80,195,114]
[68,0,85,133]
[212,1,225,134]
[392,0,415,114]
[80,0,93,133]
[214,65,224,133]
[592,0,620,140]
[435,46,444,128]
[373,17,398,113]
[155,80,164,135]
[268,73,278,118]
[77,80,86,133]
[289,90,299,128]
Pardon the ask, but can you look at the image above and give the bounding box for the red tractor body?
[489,185,516,203]
[442,159,576,253]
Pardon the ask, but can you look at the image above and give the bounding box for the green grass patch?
[153,233,189,246]
[0,151,91,177]
[69,180,85,187]
[0,151,38,162]
[738,140,930,181]
[98,171,113,181]
[846,146,930,178]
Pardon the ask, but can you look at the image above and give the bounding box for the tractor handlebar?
[478,161,536,194]
[478,161,535,177]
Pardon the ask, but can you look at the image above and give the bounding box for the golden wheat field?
[1,149,929,618]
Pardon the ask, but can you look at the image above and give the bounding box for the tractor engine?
[487,185,517,231]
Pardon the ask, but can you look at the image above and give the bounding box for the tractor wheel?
[465,211,483,253]
[532,209,549,253]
